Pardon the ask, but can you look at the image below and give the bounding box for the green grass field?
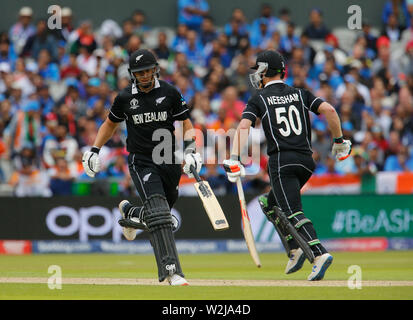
[0,251,413,300]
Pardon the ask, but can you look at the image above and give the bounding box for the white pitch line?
[1,277,413,287]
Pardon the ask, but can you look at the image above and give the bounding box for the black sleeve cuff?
[108,112,125,123]
[91,147,100,154]
[173,109,190,121]
[184,139,196,155]
[309,97,324,115]
[241,113,256,127]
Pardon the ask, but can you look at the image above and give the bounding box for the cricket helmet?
[128,49,160,88]
[250,50,286,89]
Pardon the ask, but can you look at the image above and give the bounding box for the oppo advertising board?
[0,195,412,242]
[0,196,243,241]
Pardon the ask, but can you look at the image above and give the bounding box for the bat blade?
[239,198,262,268]
[236,178,261,268]
[194,181,229,231]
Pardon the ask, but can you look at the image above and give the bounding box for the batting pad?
[144,194,184,282]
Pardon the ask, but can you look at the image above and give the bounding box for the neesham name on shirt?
[266,93,299,105]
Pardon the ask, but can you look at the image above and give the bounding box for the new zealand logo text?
[132,111,168,124]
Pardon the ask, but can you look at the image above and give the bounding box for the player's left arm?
[181,118,202,178]
[223,94,261,183]
[182,118,195,144]
[170,86,202,177]
[318,102,352,161]
[303,89,352,161]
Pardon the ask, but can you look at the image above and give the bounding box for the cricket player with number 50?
[82,49,202,286]
[223,49,351,281]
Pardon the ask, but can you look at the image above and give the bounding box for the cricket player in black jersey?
[82,49,202,286]
[223,50,351,281]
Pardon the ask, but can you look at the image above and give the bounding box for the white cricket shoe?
[119,200,137,241]
[285,248,306,274]
[307,253,333,281]
[167,274,189,286]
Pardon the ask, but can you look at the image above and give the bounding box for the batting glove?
[82,147,101,178]
[223,156,245,183]
[332,137,352,161]
[183,152,202,178]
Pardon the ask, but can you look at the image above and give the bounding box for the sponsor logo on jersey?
[132,111,168,124]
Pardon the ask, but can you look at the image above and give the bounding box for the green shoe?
[258,194,275,218]
[258,194,268,211]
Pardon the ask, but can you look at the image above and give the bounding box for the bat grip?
[190,164,202,182]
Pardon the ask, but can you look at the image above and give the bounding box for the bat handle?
[190,164,202,182]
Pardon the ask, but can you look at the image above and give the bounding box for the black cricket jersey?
[242,80,324,156]
[108,79,190,155]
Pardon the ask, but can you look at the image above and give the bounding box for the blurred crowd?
[0,0,413,197]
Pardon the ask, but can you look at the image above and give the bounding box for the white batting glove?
[223,156,245,183]
[82,147,101,178]
[332,137,352,161]
[183,152,202,178]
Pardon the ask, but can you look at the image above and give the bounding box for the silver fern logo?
[156,96,166,105]
[143,173,152,183]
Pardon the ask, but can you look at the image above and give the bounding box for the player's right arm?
[223,118,251,183]
[92,118,120,149]
[223,95,261,183]
[317,101,352,161]
[82,118,120,178]
[82,93,125,178]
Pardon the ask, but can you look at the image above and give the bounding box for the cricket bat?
[236,178,262,268]
[190,165,229,231]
